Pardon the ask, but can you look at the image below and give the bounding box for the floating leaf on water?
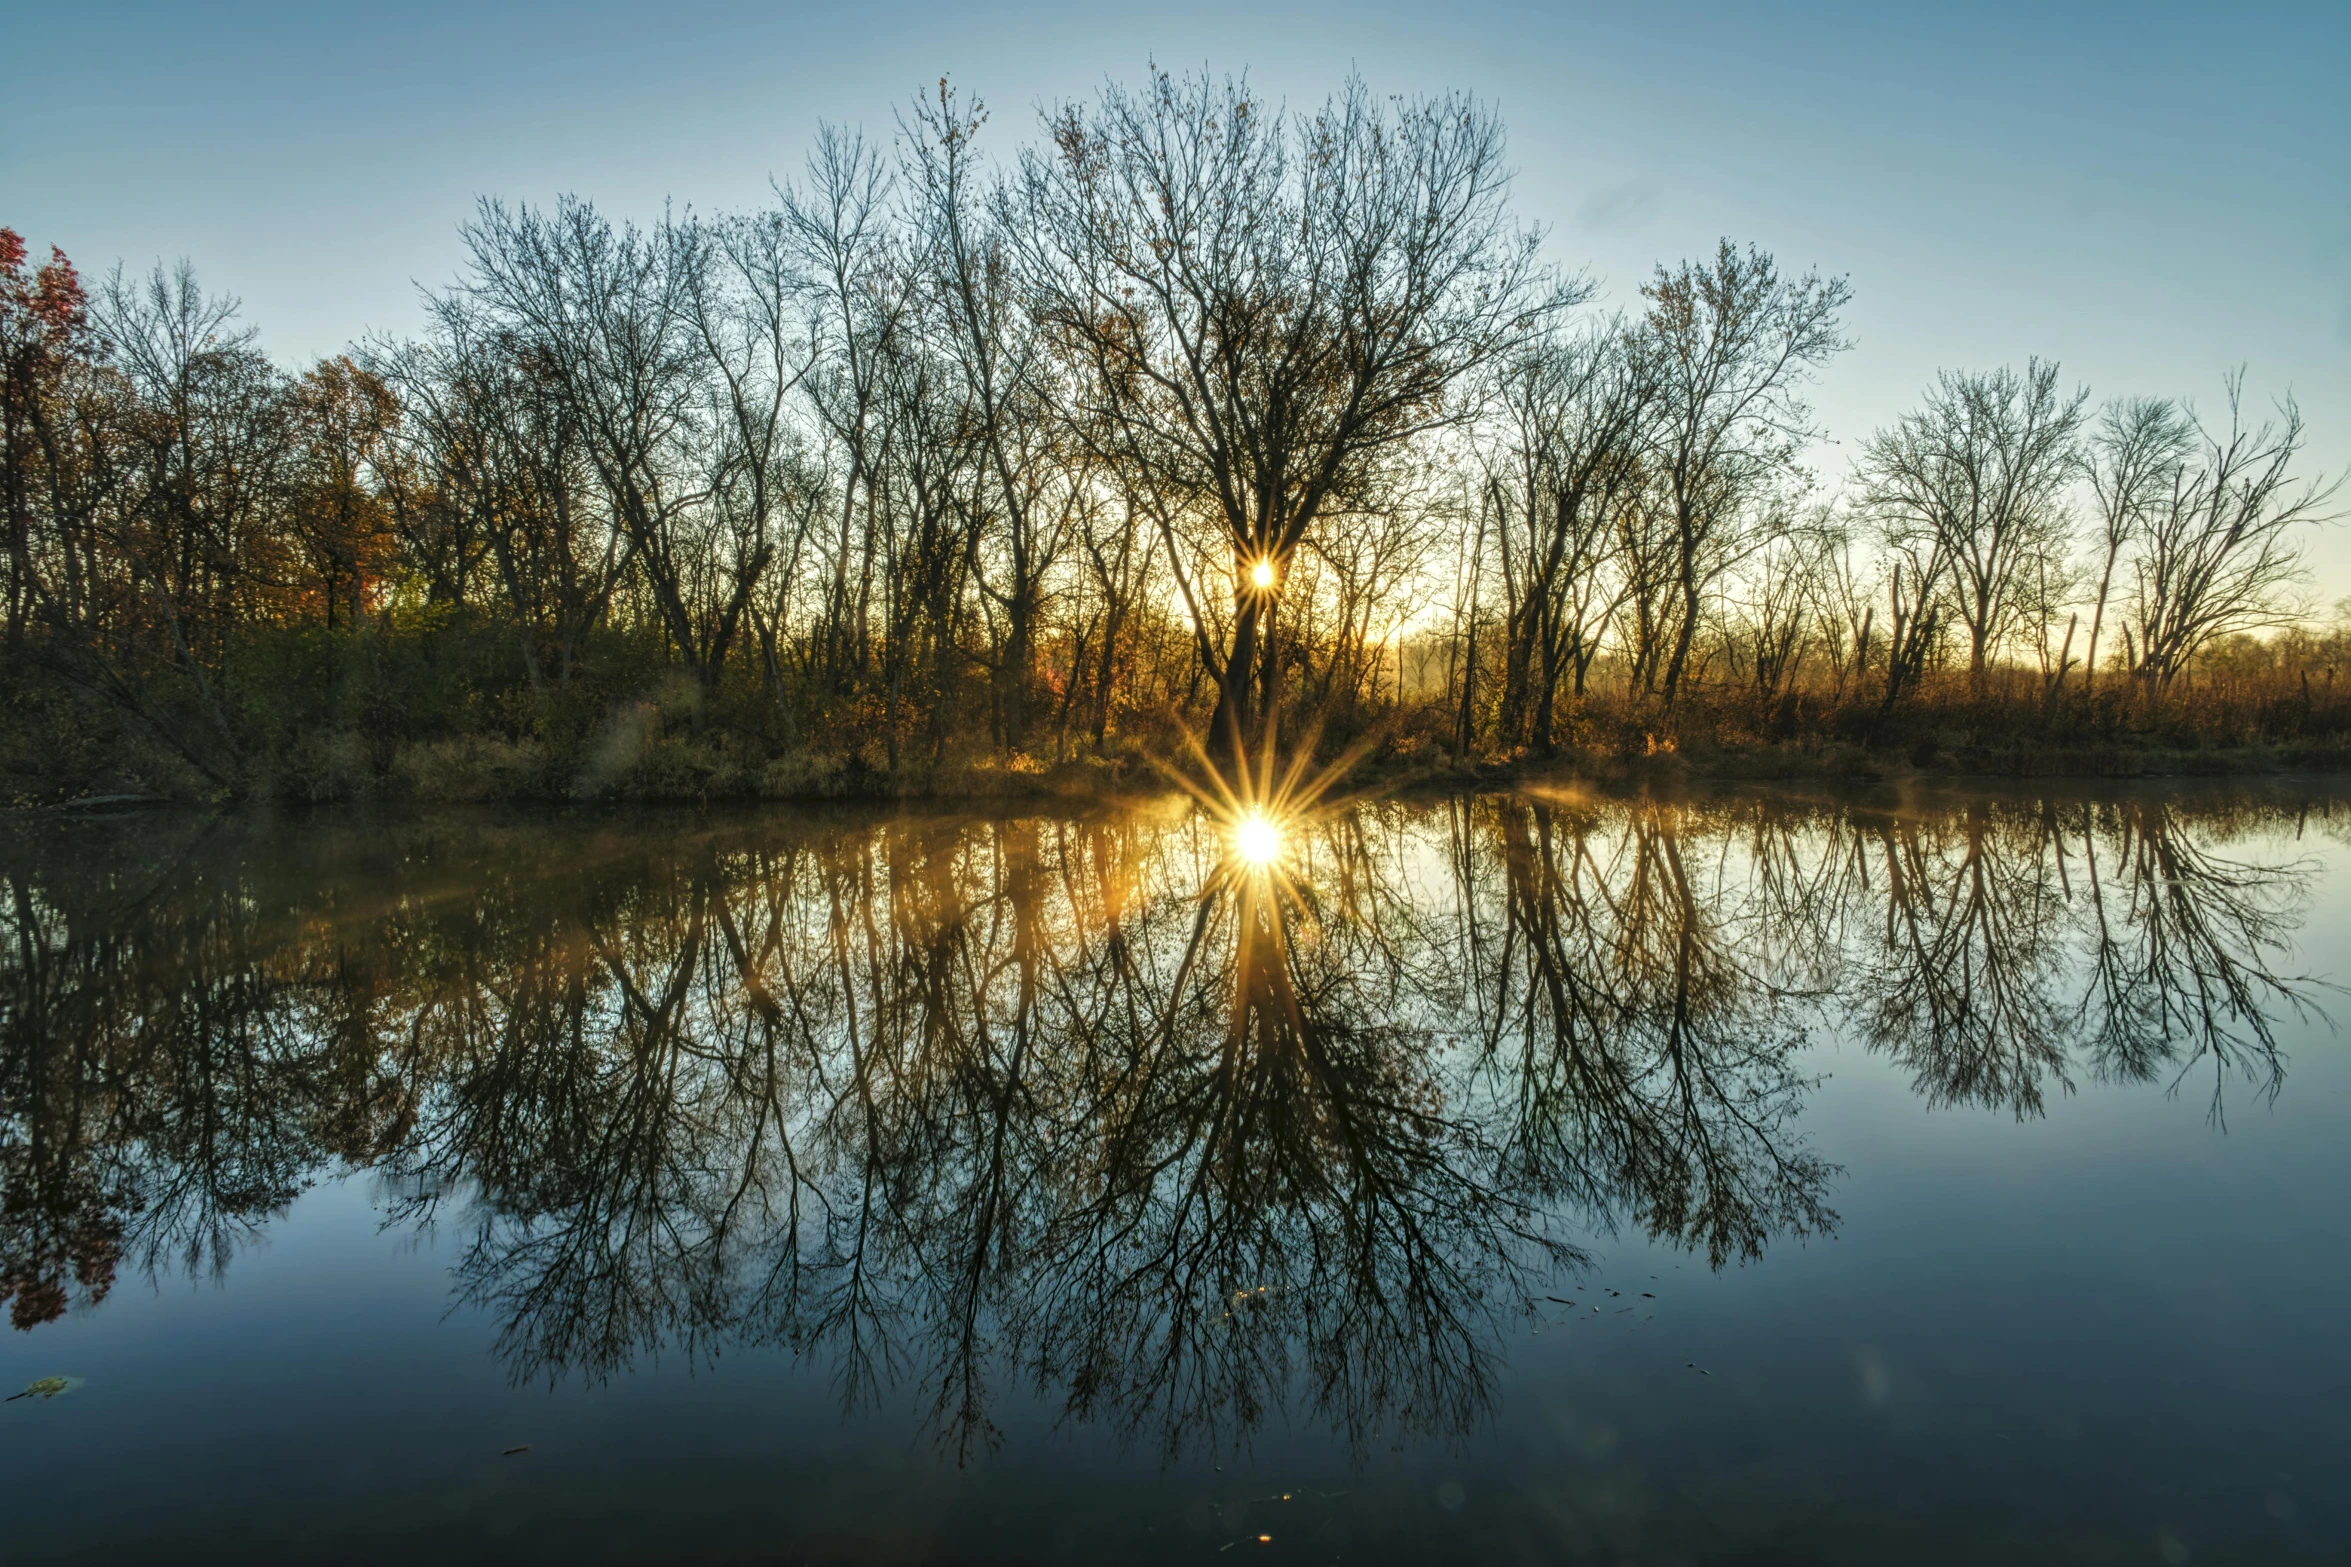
[6,1376,83,1402]
[502,1445,531,1456]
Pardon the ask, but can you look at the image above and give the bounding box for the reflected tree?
[0,786,2331,1455]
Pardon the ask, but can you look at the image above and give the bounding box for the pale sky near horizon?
[8,1,2349,595]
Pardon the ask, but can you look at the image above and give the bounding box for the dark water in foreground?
[2,784,2347,1565]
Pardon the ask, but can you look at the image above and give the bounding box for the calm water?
[2,784,2347,1565]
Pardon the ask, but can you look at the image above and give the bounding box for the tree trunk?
[1207,593,1262,760]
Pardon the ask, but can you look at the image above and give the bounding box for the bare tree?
[867,317,983,765]
[2083,395,2193,691]
[780,128,912,698]
[1800,504,1879,701]
[372,298,635,687]
[2123,375,2340,688]
[1854,359,2086,690]
[91,262,292,777]
[1876,544,1948,711]
[460,198,760,694]
[1723,493,1829,712]
[1483,320,1652,752]
[1013,68,1575,755]
[1639,241,1850,702]
[907,82,1067,750]
[669,203,822,714]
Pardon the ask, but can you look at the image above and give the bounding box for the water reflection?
[0,788,2331,1456]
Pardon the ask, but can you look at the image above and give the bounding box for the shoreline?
[15,739,2351,818]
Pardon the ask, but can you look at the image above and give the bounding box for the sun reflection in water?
[1232,812,1284,868]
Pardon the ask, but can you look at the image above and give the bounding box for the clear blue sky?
[8,0,2347,591]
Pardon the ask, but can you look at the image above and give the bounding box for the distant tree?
[284,356,399,628]
[0,229,95,656]
[2083,395,2193,689]
[2122,375,2340,688]
[94,261,292,777]
[1855,360,2086,690]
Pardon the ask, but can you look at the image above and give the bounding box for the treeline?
[2,70,2343,804]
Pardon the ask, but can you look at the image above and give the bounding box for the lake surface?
[2,783,2347,1564]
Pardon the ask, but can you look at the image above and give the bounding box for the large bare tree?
[1012,68,1574,754]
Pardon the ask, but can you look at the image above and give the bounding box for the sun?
[1233,812,1283,866]
[1249,558,1275,591]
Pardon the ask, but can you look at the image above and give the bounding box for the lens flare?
[1233,812,1282,866]
[1250,559,1275,591]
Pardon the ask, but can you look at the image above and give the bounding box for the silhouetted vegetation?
[3,69,2343,806]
